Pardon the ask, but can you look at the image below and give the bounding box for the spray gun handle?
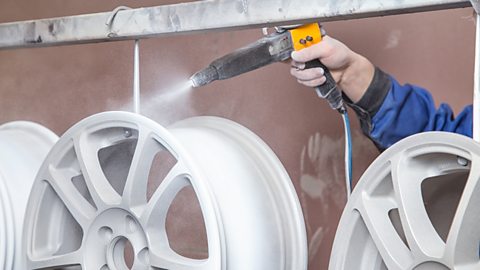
[304,59,345,113]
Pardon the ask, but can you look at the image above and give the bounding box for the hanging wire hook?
[105,6,141,114]
[105,6,132,37]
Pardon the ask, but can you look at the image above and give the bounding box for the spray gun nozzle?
[190,66,219,88]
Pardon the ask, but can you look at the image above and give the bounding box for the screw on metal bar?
[306,36,313,42]
[105,6,132,37]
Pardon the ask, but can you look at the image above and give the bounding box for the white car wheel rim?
[330,132,480,270]
[0,121,58,270]
[0,171,14,270]
[23,111,307,270]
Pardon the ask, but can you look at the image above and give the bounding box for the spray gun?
[190,23,346,114]
[190,23,353,197]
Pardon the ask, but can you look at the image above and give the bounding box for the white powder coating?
[330,132,480,270]
[116,79,196,125]
[0,121,57,270]
[21,112,308,270]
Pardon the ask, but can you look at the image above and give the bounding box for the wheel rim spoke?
[45,165,96,229]
[123,127,160,208]
[392,156,446,259]
[446,156,480,266]
[357,192,413,270]
[28,250,82,269]
[73,134,122,208]
[141,162,189,224]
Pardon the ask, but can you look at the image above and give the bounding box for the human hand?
[290,36,374,103]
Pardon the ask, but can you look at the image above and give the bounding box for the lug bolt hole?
[99,226,113,241]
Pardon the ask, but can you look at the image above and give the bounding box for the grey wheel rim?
[22,111,307,270]
[0,121,57,270]
[330,132,480,270]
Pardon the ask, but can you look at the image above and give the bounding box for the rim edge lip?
[171,116,308,270]
[343,131,479,212]
[0,121,58,270]
[329,131,480,270]
[0,121,59,146]
[0,171,14,270]
[0,172,5,269]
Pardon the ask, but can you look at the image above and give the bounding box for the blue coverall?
[347,68,473,150]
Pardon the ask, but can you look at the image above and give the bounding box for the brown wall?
[0,1,475,269]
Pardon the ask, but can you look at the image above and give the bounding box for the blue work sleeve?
[345,68,473,150]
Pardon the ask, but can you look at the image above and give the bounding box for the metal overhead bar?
[0,0,472,49]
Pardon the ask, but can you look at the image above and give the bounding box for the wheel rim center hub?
[86,208,149,270]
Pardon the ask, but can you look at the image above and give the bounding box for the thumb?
[291,41,328,63]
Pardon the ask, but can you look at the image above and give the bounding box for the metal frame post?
[471,0,480,141]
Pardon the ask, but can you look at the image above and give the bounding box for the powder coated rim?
[0,121,58,270]
[0,171,14,270]
[22,111,307,270]
[329,132,480,270]
[171,116,308,270]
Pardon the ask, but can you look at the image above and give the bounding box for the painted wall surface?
[0,1,475,269]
